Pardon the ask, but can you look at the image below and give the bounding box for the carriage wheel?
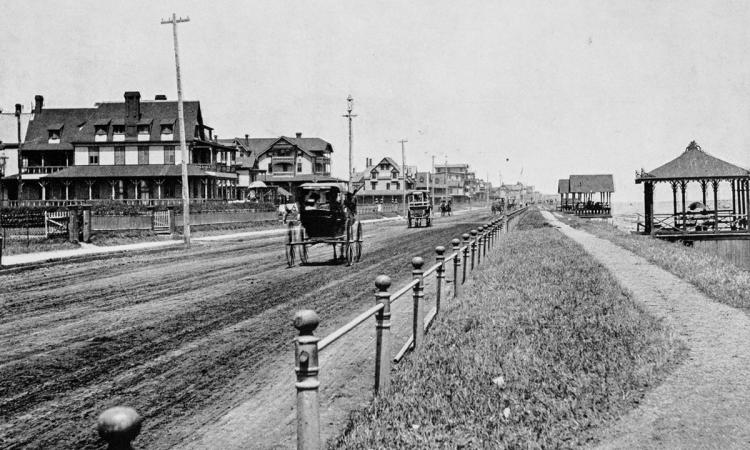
[299,244,308,264]
[345,242,354,265]
[355,222,363,262]
[285,244,296,267]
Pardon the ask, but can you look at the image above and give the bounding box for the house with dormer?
[352,157,416,204]
[252,133,340,197]
[7,92,238,203]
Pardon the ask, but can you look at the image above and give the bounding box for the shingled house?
[254,133,340,197]
[9,92,238,203]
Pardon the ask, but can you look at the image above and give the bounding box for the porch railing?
[93,206,529,450]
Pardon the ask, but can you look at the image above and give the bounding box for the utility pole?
[15,104,22,200]
[399,139,408,216]
[342,95,357,192]
[161,13,191,247]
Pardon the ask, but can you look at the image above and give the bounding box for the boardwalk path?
[541,211,750,449]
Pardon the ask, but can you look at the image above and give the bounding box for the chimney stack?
[34,95,44,114]
[245,134,249,147]
[295,132,302,138]
[124,91,141,122]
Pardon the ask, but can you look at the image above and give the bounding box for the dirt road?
[0,210,492,449]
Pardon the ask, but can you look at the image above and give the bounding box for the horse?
[278,203,298,223]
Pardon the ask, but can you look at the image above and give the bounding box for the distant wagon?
[285,182,363,267]
[407,190,433,228]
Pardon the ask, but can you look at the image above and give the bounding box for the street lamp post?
[15,104,22,200]
[342,95,357,192]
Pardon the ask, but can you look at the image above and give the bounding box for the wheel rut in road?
[1,212,492,449]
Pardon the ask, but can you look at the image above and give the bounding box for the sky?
[2,0,750,201]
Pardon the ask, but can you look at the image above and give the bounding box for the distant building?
[433,163,470,203]
[352,157,416,204]
[5,92,238,203]
[254,133,340,198]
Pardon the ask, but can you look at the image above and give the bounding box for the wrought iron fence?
[92,207,529,449]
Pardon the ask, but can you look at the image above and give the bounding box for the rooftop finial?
[686,140,702,152]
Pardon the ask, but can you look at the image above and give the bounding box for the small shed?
[635,141,750,236]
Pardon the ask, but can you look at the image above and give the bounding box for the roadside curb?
[0,213,424,270]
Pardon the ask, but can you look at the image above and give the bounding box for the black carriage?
[285,182,363,267]
[407,190,432,228]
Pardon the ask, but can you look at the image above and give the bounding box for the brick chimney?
[245,134,249,147]
[295,132,302,138]
[34,95,44,114]
[124,91,141,121]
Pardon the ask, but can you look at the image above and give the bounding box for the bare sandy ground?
[543,211,750,449]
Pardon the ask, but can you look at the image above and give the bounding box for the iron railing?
[91,207,530,450]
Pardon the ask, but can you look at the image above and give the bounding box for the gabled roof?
[23,99,205,150]
[558,179,570,194]
[366,156,401,174]
[255,136,333,159]
[569,174,615,193]
[636,141,749,182]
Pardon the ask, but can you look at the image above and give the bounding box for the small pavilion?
[557,174,614,217]
[635,141,750,237]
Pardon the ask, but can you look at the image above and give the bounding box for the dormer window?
[160,120,175,141]
[371,171,377,180]
[113,123,125,142]
[94,119,110,142]
[137,119,152,142]
[47,123,63,144]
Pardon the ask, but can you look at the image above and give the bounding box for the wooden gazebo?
[567,174,614,217]
[635,141,750,237]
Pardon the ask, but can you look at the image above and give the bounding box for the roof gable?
[639,141,749,181]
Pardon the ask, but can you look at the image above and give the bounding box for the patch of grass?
[1,237,80,256]
[331,211,684,448]
[567,215,750,310]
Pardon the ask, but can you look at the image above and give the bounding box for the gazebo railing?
[637,210,748,233]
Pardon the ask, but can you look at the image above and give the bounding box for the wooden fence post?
[484,223,490,256]
[97,406,142,450]
[435,246,445,314]
[293,310,321,450]
[411,257,425,350]
[461,233,470,283]
[476,227,483,265]
[504,213,509,234]
[374,275,392,394]
[68,207,79,243]
[82,207,92,243]
[470,229,478,270]
[451,238,461,298]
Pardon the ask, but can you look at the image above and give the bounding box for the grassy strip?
[557,213,750,310]
[331,210,684,448]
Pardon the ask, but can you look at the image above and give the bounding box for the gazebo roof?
[569,174,615,193]
[636,141,750,183]
[557,179,570,194]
